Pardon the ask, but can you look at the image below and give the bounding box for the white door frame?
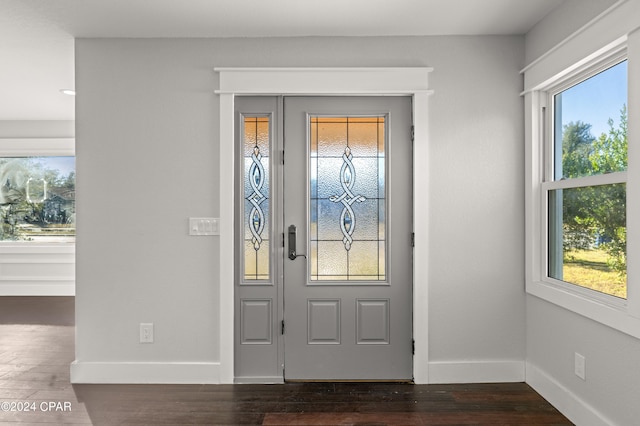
[215,67,433,384]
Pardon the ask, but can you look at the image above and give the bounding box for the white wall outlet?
[140,323,154,343]
[574,352,586,380]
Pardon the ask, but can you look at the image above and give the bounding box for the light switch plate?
[189,218,219,235]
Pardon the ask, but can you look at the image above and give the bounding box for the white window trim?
[215,67,433,384]
[525,38,640,339]
[0,138,75,157]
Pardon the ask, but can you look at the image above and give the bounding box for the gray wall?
[527,298,640,425]
[524,0,618,65]
[75,36,525,376]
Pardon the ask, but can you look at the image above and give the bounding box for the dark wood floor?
[0,297,573,425]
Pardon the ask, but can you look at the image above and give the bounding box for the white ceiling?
[0,0,565,122]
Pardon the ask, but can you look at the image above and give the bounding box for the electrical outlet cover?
[140,323,154,343]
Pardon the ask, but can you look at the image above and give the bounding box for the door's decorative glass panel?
[310,116,386,281]
[243,116,270,281]
[331,145,366,250]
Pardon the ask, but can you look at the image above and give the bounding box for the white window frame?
[525,38,640,338]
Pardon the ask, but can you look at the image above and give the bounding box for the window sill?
[0,243,75,253]
[527,280,640,339]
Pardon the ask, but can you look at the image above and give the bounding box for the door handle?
[288,224,307,260]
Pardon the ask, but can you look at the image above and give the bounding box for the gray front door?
[234,96,413,382]
[283,96,413,380]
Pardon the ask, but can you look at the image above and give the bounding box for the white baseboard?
[428,360,525,384]
[70,361,221,384]
[234,376,284,384]
[0,281,75,296]
[525,362,615,426]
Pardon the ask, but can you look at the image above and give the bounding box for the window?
[545,59,627,300]
[525,35,640,337]
[0,156,75,242]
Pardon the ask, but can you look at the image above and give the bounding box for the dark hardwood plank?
[0,297,573,425]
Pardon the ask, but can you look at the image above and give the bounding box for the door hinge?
[282,232,285,248]
[412,339,415,355]
[411,232,415,247]
[281,150,285,165]
[281,320,285,335]
[410,125,415,142]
